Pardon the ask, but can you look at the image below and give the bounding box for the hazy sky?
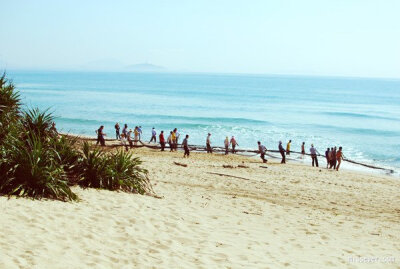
[1,0,399,77]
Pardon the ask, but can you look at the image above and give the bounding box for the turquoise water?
[8,70,400,171]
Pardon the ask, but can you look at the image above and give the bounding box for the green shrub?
[0,73,21,144]
[77,142,108,188]
[22,108,54,139]
[77,142,152,194]
[0,73,153,201]
[106,150,152,194]
[0,134,78,201]
[51,135,78,166]
[0,73,20,115]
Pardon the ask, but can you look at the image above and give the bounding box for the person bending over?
[230,136,238,153]
[96,125,106,146]
[258,141,267,163]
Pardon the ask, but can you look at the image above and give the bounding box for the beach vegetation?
[0,74,152,201]
[0,73,21,145]
[77,142,152,194]
[0,133,78,201]
[22,107,55,139]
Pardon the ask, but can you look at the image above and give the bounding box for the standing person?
[171,130,177,151]
[173,128,180,150]
[206,133,212,153]
[96,125,106,146]
[120,133,128,151]
[336,147,343,171]
[138,126,142,141]
[159,131,165,151]
[122,124,128,138]
[127,129,134,149]
[149,127,157,143]
[332,147,337,170]
[224,137,229,155]
[310,144,320,167]
[329,147,334,168]
[115,123,120,140]
[286,140,292,155]
[258,141,267,163]
[230,136,238,153]
[279,141,286,164]
[167,131,173,151]
[134,126,139,146]
[301,142,305,158]
[325,148,330,169]
[182,135,190,157]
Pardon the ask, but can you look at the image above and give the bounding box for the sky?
[0,0,399,78]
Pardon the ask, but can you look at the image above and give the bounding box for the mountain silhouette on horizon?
[125,63,166,72]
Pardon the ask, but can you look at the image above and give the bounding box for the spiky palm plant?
[0,73,21,144]
[77,142,152,194]
[77,142,108,188]
[50,135,81,184]
[106,150,152,194]
[0,73,153,201]
[22,108,54,138]
[0,74,78,201]
[0,134,77,201]
[0,73,20,115]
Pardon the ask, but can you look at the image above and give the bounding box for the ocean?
[8,70,400,173]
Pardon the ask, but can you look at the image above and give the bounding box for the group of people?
[206,133,239,154]
[97,124,344,170]
[258,140,343,171]
[111,123,144,149]
[325,147,343,171]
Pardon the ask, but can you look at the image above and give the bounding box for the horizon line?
[3,67,400,81]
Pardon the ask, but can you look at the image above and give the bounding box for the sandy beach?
[1,145,399,268]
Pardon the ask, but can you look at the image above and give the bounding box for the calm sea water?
[8,70,400,172]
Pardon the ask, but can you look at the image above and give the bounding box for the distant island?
[125,63,166,72]
[80,60,166,72]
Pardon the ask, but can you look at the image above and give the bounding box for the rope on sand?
[207,172,251,181]
[63,134,394,174]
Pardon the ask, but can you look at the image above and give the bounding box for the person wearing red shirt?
[159,131,165,151]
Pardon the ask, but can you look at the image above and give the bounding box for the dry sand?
[1,146,400,268]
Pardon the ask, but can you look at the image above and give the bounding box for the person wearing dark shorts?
[332,147,337,169]
[230,136,238,154]
[325,148,330,168]
[96,125,106,146]
[122,124,128,138]
[286,140,291,155]
[149,127,157,143]
[159,131,165,151]
[206,133,212,153]
[182,135,190,157]
[115,123,120,140]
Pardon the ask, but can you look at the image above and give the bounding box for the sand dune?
[1,147,399,268]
